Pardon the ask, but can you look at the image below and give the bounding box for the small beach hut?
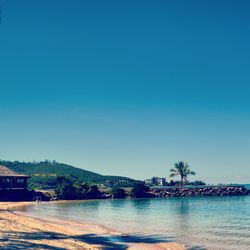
[0,165,29,189]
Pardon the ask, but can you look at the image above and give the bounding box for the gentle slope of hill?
[0,160,139,189]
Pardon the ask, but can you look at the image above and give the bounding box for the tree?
[169,161,196,187]
[55,176,102,200]
[169,180,175,186]
[55,183,78,200]
[129,183,151,198]
[85,185,102,199]
[110,187,126,198]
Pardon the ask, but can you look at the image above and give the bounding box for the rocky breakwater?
[150,185,250,198]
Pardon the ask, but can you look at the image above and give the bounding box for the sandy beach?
[0,202,186,250]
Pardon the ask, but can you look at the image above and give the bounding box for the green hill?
[0,160,140,190]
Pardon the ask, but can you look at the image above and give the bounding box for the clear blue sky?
[0,0,250,184]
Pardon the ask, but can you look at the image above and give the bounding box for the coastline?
[0,201,186,250]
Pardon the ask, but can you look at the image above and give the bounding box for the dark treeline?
[55,177,152,200]
[167,180,206,187]
[55,176,103,200]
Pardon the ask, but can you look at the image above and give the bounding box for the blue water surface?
[19,191,250,250]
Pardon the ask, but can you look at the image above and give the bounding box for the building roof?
[0,165,29,178]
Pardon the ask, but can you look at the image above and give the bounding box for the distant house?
[145,177,167,186]
[156,178,166,186]
[0,165,29,189]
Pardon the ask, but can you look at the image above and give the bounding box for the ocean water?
[18,188,250,250]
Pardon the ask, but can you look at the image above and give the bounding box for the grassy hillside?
[0,160,140,189]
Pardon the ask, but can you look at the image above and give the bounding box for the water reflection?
[175,198,191,237]
[130,198,152,213]
[109,198,128,209]
[16,196,250,250]
[178,198,190,216]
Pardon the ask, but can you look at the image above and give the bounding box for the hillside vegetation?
[0,160,139,190]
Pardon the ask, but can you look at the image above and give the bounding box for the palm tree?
[169,161,196,187]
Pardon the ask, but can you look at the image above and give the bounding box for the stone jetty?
[150,185,249,198]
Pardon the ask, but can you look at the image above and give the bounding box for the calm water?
[19,188,250,250]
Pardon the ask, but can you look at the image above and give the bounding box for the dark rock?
[151,185,249,198]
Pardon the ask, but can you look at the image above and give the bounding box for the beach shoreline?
[0,201,186,250]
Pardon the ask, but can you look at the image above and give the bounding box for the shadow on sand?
[188,246,207,250]
[0,230,207,249]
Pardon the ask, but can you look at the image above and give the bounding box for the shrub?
[55,177,102,200]
[129,183,150,198]
[110,187,126,198]
[169,180,175,186]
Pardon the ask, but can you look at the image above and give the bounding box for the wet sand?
[0,202,186,250]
